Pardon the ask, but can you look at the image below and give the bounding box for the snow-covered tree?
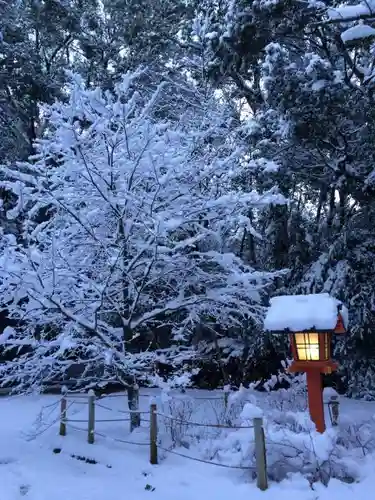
[0,71,284,391]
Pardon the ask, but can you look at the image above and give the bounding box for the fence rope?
[38,396,73,422]
[94,430,149,446]
[38,400,62,423]
[69,400,89,405]
[187,397,224,401]
[157,396,224,401]
[97,393,224,400]
[266,439,309,452]
[67,418,131,423]
[68,424,88,433]
[95,418,131,423]
[95,401,149,415]
[156,412,254,429]
[67,422,149,446]
[24,414,62,440]
[96,393,126,399]
[157,445,255,470]
[65,392,226,402]
[40,398,62,410]
[65,393,90,398]
[25,401,74,440]
[98,393,155,399]
[95,402,126,412]
[65,419,88,423]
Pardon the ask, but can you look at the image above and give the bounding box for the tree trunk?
[127,384,140,431]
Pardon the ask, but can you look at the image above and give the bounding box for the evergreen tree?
[191,0,375,394]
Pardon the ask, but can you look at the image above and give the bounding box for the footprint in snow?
[19,484,30,496]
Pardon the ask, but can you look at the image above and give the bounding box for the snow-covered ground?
[2,389,375,500]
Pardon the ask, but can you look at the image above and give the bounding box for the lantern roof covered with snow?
[264,293,348,334]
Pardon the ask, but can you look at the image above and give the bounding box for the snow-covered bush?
[159,389,232,447]
[0,70,285,392]
[251,360,308,412]
[191,408,373,485]
[336,418,375,457]
[157,389,375,487]
[263,413,375,485]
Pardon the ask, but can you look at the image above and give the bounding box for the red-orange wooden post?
[306,369,325,433]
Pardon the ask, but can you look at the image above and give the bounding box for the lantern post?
[306,368,325,433]
[264,294,348,434]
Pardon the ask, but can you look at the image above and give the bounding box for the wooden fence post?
[150,403,158,465]
[128,383,141,432]
[253,417,268,491]
[59,389,67,436]
[88,390,95,444]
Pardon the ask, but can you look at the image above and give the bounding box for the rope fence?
[156,412,254,430]
[96,392,155,399]
[94,430,150,447]
[66,418,131,423]
[68,423,87,433]
[157,445,256,470]
[95,402,129,413]
[41,399,62,410]
[24,378,356,494]
[95,401,149,415]
[57,389,268,491]
[59,387,237,439]
[54,386,347,493]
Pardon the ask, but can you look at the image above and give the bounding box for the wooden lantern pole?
[306,369,325,433]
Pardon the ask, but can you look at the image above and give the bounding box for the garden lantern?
[264,293,348,433]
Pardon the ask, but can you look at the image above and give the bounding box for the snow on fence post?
[253,417,268,491]
[150,403,158,465]
[59,387,67,436]
[87,390,95,444]
[128,383,141,432]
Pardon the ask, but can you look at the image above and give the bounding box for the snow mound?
[240,402,263,420]
[264,293,348,332]
[323,387,340,403]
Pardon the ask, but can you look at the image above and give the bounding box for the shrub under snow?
[158,385,375,486]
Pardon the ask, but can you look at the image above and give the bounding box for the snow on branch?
[327,3,375,23]
[340,22,375,42]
